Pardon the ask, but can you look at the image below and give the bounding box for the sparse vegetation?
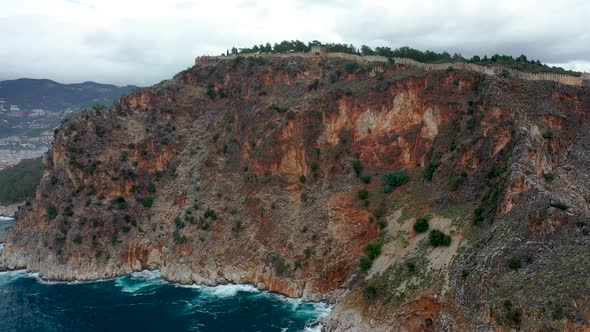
[299,175,307,183]
[73,234,83,244]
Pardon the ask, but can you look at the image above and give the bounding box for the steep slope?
[1,55,588,331]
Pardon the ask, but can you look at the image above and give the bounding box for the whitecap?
[115,269,165,293]
[201,283,259,298]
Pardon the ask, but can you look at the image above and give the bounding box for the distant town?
[0,98,62,169]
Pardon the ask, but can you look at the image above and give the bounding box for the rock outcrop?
[3,55,589,330]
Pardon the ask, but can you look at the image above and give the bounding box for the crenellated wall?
[195,53,590,87]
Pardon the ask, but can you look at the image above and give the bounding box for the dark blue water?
[0,270,329,332]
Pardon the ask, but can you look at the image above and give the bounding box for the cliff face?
[2,55,589,331]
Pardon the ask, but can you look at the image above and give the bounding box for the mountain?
[2,54,589,331]
[0,78,138,111]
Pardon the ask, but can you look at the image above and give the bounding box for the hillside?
[1,54,589,331]
[0,78,137,112]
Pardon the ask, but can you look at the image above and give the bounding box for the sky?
[0,0,589,86]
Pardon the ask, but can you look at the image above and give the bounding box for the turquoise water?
[0,270,330,332]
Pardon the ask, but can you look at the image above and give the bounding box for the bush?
[310,162,319,172]
[382,170,409,193]
[429,229,451,246]
[357,189,369,200]
[47,205,58,220]
[92,103,106,111]
[114,196,126,210]
[359,257,372,271]
[307,79,319,91]
[119,151,129,162]
[507,258,521,270]
[345,61,360,73]
[203,208,218,220]
[352,160,363,177]
[413,217,429,233]
[138,197,154,208]
[299,175,306,183]
[550,202,569,211]
[147,183,157,193]
[543,172,556,182]
[423,161,439,181]
[364,285,378,301]
[73,234,83,244]
[360,175,371,184]
[364,242,382,259]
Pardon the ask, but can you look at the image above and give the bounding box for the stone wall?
[195,53,589,87]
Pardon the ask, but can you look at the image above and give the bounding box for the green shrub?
[429,229,451,246]
[47,205,58,220]
[299,175,307,183]
[364,242,382,259]
[364,285,378,301]
[352,160,363,177]
[119,151,129,162]
[147,183,157,193]
[359,257,372,271]
[73,234,83,244]
[203,208,218,220]
[550,202,569,211]
[382,170,409,193]
[357,189,369,200]
[114,196,126,210]
[307,79,319,91]
[507,258,521,270]
[413,217,429,233]
[543,172,556,182]
[138,197,154,208]
[360,175,371,184]
[473,206,484,224]
[345,61,360,73]
[310,162,319,172]
[92,103,106,111]
[423,161,439,181]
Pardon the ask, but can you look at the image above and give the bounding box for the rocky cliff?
[1,55,589,331]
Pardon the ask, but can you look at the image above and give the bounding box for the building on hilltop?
[310,45,327,56]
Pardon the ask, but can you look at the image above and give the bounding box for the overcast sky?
[1,0,589,86]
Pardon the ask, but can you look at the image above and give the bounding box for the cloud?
[0,0,588,86]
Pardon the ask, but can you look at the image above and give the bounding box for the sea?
[0,217,331,332]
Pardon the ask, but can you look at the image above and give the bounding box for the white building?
[9,105,20,112]
[0,100,5,112]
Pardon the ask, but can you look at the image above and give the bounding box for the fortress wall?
[195,54,587,87]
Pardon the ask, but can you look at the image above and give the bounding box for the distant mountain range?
[0,78,138,111]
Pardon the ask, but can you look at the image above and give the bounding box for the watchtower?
[310,45,327,56]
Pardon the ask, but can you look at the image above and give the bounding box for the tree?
[413,217,429,233]
[364,242,382,259]
[361,45,375,56]
[429,229,451,246]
